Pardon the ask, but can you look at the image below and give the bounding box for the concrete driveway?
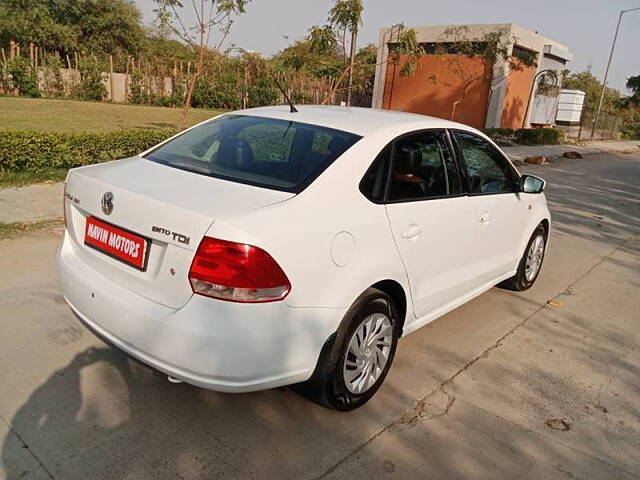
[1,152,639,480]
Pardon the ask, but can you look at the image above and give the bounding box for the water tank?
[556,89,585,124]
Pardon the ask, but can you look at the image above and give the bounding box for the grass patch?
[0,168,68,188]
[0,219,63,240]
[0,97,222,133]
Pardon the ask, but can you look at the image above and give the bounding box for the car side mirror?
[520,175,545,194]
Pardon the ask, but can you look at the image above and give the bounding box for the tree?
[154,0,248,129]
[626,74,640,106]
[388,24,426,77]
[308,25,339,57]
[328,0,363,105]
[0,0,145,55]
[351,43,377,104]
[563,71,620,112]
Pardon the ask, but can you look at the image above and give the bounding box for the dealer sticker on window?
[84,217,149,271]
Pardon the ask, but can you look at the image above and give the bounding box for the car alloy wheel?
[294,288,399,411]
[525,234,545,282]
[342,312,393,394]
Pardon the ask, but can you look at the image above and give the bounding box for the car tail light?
[189,237,291,303]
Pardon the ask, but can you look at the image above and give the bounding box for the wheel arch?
[370,279,408,336]
[518,212,551,258]
[540,218,550,239]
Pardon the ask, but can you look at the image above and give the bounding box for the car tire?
[500,224,547,292]
[294,288,400,411]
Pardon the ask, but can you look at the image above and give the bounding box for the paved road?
[1,152,638,480]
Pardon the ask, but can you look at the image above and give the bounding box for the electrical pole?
[591,7,640,140]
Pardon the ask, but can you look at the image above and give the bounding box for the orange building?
[372,24,573,129]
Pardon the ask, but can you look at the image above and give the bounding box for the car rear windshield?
[144,114,361,193]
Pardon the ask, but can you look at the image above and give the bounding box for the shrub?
[39,54,65,97]
[192,77,241,110]
[155,93,185,108]
[620,107,640,140]
[74,59,107,101]
[621,124,640,140]
[128,71,149,105]
[516,128,564,145]
[0,129,174,173]
[481,128,516,146]
[3,57,41,97]
[247,78,278,108]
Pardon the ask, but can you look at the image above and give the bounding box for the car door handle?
[479,212,491,224]
[401,224,422,239]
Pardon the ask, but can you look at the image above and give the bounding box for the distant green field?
[0,97,222,133]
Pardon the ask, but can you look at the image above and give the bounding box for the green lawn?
[0,97,222,133]
[0,168,69,188]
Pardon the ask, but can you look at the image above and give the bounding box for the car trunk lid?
[64,157,293,308]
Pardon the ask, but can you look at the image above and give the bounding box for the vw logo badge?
[101,192,114,216]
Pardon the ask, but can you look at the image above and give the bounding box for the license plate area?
[84,216,150,271]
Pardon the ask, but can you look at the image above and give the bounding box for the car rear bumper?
[57,232,344,392]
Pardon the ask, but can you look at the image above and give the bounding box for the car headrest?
[396,148,422,172]
[216,136,254,169]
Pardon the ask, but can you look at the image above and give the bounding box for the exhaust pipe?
[167,376,183,384]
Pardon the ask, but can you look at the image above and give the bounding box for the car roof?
[235,105,475,137]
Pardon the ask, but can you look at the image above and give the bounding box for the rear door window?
[387,130,461,201]
[145,115,361,193]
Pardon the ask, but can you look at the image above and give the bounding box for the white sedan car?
[58,106,549,411]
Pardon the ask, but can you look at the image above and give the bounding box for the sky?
[136,0,640,94]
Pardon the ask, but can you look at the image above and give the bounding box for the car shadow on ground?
[1,338,434,479]
[4,318,638,480]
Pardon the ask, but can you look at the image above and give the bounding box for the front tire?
[295,288,400,411]
[500,224,547,291]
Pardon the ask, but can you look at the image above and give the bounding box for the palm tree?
[329,0,363,106]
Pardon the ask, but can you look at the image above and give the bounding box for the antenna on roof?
[271,74,298,113]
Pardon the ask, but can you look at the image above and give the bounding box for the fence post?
[124,55,130,103]
[243,63,248,109]
[172,58,177,100]
[109,55,114,102]
[145,60,151,104]
[577,107,588,141]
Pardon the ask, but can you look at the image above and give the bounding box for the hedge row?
[482,127,565,146]
[0,126,566,174]
[0,129,175,173]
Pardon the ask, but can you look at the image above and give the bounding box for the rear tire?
[294,288,400,411]
[500,224,547,291]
